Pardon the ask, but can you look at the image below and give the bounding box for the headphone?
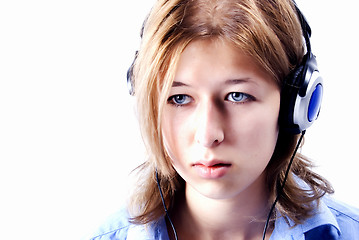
[126,53,137,96]
[126,21,144,97]
[279,3,323,134]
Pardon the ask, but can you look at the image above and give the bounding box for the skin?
[161,39,281,240]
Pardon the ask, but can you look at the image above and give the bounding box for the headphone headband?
[293,1,312,52]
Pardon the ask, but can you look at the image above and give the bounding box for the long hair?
[128,0,333,225]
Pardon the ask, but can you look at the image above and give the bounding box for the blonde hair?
[129,0,333,225]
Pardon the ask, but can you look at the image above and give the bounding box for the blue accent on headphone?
[308,84,322,122]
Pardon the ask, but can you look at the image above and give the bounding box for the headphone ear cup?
[127,18,147,96]
[280,54,323,134]
[292,69,323,131]
[279,65,304,134]
[127,51,138,96]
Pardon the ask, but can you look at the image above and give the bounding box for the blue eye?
[168,94,192,106]
[226,92,253,103]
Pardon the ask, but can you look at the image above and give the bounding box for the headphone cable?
[156,169,179,240]
[262,130,306,240]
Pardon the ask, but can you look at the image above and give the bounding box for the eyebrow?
[172,81,189,87]
[224,78,251,85]
[171,78,252,87]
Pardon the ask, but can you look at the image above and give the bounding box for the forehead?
[173,39,277,88]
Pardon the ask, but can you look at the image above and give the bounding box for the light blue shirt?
[90,196,359,240]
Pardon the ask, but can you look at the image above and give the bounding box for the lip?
[192,160,232,179]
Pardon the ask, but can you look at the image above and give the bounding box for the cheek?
[161,110,187,163]
[249,115,279,159]
[228,101,280,158]
[247,106,279,137]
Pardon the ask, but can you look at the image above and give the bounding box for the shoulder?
[89,208,170,240]
[322,196,359,238]
[271,196,359,240]
[90,208,131,240]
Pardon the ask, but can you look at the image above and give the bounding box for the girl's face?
[162,39,280,200]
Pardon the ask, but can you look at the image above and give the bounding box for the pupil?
[233,93,242,100]
[176,95,185,103]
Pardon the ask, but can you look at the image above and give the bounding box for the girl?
[92,0,359,239]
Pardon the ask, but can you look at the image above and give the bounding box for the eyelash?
[167,92,255,107]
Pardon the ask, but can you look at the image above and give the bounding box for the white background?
[0,0,358,239]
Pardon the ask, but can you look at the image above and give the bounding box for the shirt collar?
[270,197,341,240]
[127,216,169,240]
[127,199,340,240]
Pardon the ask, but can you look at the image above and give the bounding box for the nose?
[194,100,225,148]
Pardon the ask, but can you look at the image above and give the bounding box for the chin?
[185,170,267,201]
[186,179,245,200]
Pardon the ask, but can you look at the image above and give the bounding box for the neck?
[172,174,272,240]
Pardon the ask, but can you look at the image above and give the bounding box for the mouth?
[192,161,232,179]
[192,159,232,167]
